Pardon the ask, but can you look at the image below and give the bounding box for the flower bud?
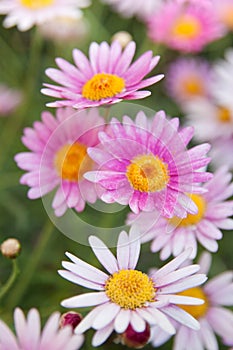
[120,323,150,348]
[111,31,133,48]
[0,238,21,259]
[59,311,82,331]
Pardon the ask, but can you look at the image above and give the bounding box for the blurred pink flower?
[0,84,22,116]
[41,40,164,109]
[15,107,104,216]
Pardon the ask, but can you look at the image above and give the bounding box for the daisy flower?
[0,0,90,31]
[59,228,207,347]
[146,0,224,53]
[41,40,164,109]
[84,110,212,218]
[100,0,162,21]
[14,107,104,217]
[184,97,233,141]
[165,58,212,104]
[212,0,233,31]
[0,84,22,116]
[0,308,84,349]
[127,166,233,260]
[150,252,233,350]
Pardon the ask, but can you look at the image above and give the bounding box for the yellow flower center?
[172,15,201,39]
[182,77,205,96]
[82,73,125,101]
[169,194,206,227]
[220,7,233,29]
[126,154,170,193]
[177,287,209,319]
[54,142,92,182]
[105,269,156,309]
[20,0,54,9]
[217,106,231,123]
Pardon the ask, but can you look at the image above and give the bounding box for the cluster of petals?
[0,308,84,350]
[0,84,22,116]
[59,228,207,347]
[150,252,233,350]
[14,107,104,216]
[84,110,212,218]
[0,0,90,31]
[146,0,224,53]
[127,166,233,260]
[41,40,164,109]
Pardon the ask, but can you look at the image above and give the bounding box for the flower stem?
[5,219,54,308]
[0,259,20,301]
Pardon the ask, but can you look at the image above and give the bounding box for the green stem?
[5,219,54,308]
[0,260,20,301]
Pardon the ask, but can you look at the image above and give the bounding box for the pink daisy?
[165,57,212,104]
[0,84,22,116]
[127,166,233,260]
[14,107,104,217]
[146,0,224,53]
[84,110,212,218]
[0,0,90,31]
[59,228,207,347]
[0,308,84,350]
[41,40,164,109]
[150,252,233,350]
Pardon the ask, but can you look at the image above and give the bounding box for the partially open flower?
[60,311,83,331]
[120,323,150,348]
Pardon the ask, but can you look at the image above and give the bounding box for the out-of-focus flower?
[165,58,212,104]
[85,111,212,217]
[0,0,90,31]
[146,0,224,53]
[127,166,233,260]
[0,308,84,349]
[150,252,233,350]
[100,0,162,21]
[210,136,233,171]
[111,31,133,49]
[212,0,233,31]
[0,84,22,116]
[41,40,164,109]
[0,238,21,259]
[59,229,207,346]
[38,14,89,44]
[14,108,104,217]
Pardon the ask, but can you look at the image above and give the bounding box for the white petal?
[92,323,114,347]
[92,303,120,330]
[114,309,131,333]
[58,270,104,290]
[150,308,176,334]
[162,305,200,330]
[117,231,130,270]
[89,236,118,274]
[128,225,141,269]
[61,292,109,308]
[130,311,146,332]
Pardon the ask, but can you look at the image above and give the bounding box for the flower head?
[127,166,233,260]
[15,107,104,216]
[41,41,164,109]
[85,111,212,217]
[0,308,84,349]
[146,0,224,53]
[59,228,207,346]
[0,0,90,31]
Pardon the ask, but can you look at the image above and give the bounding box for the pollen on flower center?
[183,77,204,96]
[217,106,231,123]
[54,142,92,182]
[177,287,209,319]
[82,73,125,101]
[126,154,170,193]
[172,15,201,39]
[105,269,156,309]
[20,0,54,9]
[169,194,206,227]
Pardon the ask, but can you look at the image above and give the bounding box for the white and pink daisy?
[165,58,212,104]
[100,0,162,21]
[41,40,164,109]
[0,0,90,31]
[150,252,233,350]
[127,166,233,260]
[59,228,207,347]
[14,107,104,217]
[84,110,212,218]
[146,0,224,53]
[0,308,84,349]
[0,84,22,116]
[184,97,233,141]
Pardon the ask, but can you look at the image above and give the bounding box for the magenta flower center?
[82,73,125,101]
[126,154,169,193]
[54,142,92,182]
[20,0,54,8]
